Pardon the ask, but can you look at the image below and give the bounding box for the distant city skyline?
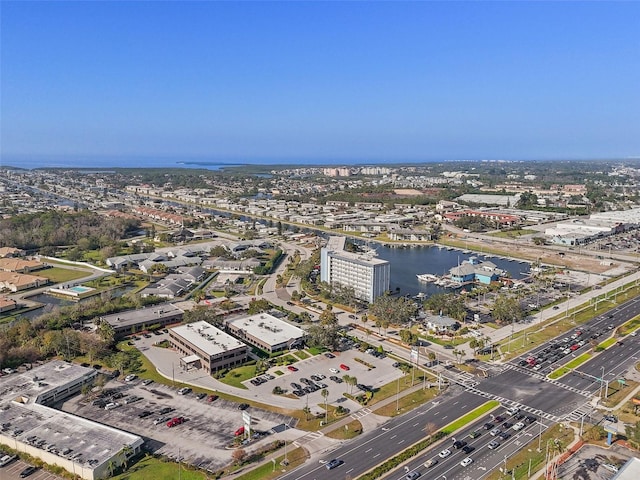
[1,1,639,163]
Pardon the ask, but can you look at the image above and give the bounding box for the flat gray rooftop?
[170,320,246,356]
[0,402,140,469]
[227,313,304,347]
[0,360,93,404]
[101,303,183,329]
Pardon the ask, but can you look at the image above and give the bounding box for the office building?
[226,313,305,353]
[169,321,248,373]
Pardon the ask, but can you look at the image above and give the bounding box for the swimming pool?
[69,285,92,293]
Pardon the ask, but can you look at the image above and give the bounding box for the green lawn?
[325,419,363,440]
[233,447,307,480]
[368,370,435,406]
[372,387,439,417]
[295,351,310,360]
[112,455,206,480]
[441,400,500,434]
[307,346,327,355]
[218,364,256,389]
[37,266,90,283]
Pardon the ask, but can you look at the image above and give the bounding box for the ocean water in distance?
[0,154,440,171]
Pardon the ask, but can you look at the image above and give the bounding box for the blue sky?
[1,1,639,162]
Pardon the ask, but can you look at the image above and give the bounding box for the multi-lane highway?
[280,295,640,480]
[280,389,486,480]
[381,407,547,480]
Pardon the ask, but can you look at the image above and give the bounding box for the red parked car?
[167,416,185,427]
[339,364,350,371]
[287,365,298,372]
[234,426,245,436]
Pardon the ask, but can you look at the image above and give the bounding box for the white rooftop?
[0,361,142,472]
[227,313,305,347]
[0,360,93,404]
[170,321,246,356]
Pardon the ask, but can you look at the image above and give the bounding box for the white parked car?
[104,402,120,410]
[124,374,137,382]
[329,368,339,374]
[512,422,525,431]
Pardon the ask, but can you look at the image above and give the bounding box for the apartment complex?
[320,236,390,303]
[169,321,248,373]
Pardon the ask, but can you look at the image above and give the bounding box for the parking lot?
[1,458,63,480]
[59,378,295,473]
[556,444,632,480]
[243,348,404,408]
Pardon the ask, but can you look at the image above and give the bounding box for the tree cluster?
[0,211,139,250]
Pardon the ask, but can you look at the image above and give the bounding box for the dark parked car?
[238,403,249,410]
[20,466,38,478]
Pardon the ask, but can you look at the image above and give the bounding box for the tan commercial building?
[226,313,305,353]
[169,321,248,373]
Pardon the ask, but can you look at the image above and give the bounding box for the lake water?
[372,244,530,296]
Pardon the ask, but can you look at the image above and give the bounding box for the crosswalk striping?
[464,386,561,422]
[350,408,372,420]
[292,431,323,447]
[501,363,592,397]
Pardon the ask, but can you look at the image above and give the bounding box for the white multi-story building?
[320,236,390,303]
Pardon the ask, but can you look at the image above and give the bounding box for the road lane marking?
[365,448,372,453]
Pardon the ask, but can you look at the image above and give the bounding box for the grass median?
[548,353,592,379]
[359,400,499,480]
[618,315,640,336]
[440,400,500,434]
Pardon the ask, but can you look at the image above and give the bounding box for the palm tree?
[427,351,437,367]
[120,443,134,469]
[321,388,329,425]
[107,459,117,477]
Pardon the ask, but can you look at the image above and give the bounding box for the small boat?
[416,273,438,282]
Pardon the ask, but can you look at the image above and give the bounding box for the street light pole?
[396,375,400,412]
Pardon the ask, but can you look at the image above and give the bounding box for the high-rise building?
[320,236,390,303]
